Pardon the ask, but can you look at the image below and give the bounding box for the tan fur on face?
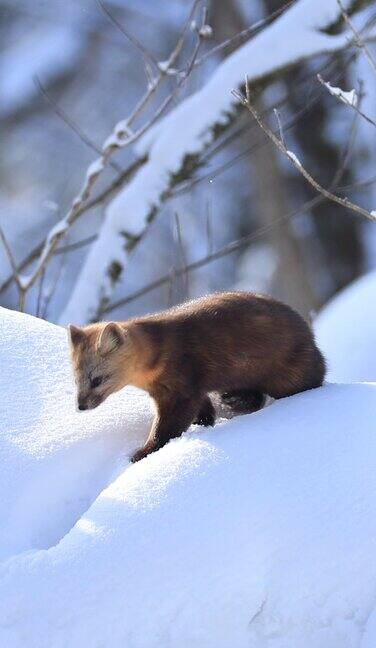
[68,323,134,410]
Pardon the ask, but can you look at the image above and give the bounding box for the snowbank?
[1,307,376,647]
[0,306,153,562]
[315,270,376,382]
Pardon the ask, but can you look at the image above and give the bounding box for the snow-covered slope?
[1,307,376,648]
[0,307,153,562]
[315,270,376,382]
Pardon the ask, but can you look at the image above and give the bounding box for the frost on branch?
[319,77,358,107]
[59,0,369,325]
[286,150,302,168]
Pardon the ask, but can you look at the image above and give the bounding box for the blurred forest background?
[1,0,376,324]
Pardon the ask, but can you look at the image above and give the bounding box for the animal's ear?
[68,324,85,346]
[97,323,125,355]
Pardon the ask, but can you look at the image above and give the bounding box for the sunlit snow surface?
[315,270,376,382]
[1,304,376,647]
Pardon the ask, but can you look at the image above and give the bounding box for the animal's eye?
[90,376,103,389]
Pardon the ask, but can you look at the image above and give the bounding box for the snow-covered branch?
[59,0,376,324]
[318,75,376,129]
[2,0,205,312]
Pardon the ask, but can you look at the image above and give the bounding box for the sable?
[68,292,326,462]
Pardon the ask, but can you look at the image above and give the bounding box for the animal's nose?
[78,398,88,411]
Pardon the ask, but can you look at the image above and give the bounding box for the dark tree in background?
[211,0,366,316]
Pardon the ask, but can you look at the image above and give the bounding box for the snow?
[86,158,105,179]
[59,0,368,325]
[315,270,376,382]
[0,306,153,562]
[157,60,170,74]
[198,24,213,39]
[320,77,358,106]
[286,150,302,167]
[2,306,376,647]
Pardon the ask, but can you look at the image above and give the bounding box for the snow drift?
[0,306,153,562]
[315,270,376,382]
[1,305,376,648]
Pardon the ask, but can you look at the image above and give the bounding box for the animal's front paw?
[131,442,157,463]
[194,398,216,427]
[194,410,215,427]
[131,447,148,463]
[221,389,266,413]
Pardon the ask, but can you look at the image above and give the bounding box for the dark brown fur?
[68,291,326,462]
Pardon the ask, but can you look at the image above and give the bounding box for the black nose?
[78,400,88,411]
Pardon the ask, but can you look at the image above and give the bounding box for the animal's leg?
[221,389,266,414]
[193,396,216,427]
[131,394,200,463]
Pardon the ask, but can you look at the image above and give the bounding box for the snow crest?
[1,306,376,647]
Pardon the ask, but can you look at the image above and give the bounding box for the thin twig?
[0,155,146,296]
[194,0,295,67]
[0,41,366,299]
[36,268,46,318]
[174,213,189,297]
[102,105,363,314]
[232,83,376,223]
[97,0,158,68]
[206,199,213,256]
[163,0,201,71]
[14,0,206,307]
[0,226,26,309]
[103,195,326,314]
[332,96,360,186]
[273,108,286,147]
[55,235,97,255]
[337,0,376,74]
[317,74,376,129]
[34,76,122,173]
[41,251,67,320]
[201,51,357,165]
[0,227,20,285]
[171,51,358,198]
[167,266,177,307]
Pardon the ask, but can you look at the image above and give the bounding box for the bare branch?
[317,74,376,129]
[171,54,358,199]
[103,105,361,315]
[97,0,158,68]
[103,195,325,314]
[273,108,286,147]
[0,227,21,287]
[173,212,189,298]
[36,268,46,318]
[0,226,26,310]
[232,83,376,223]
[0,50,369,302]
[34,76,122,173]
[0,155,145,297]
[12,0,206,310]
[337,0,376,74]
[205,200,214,256]
[162,0,201,71]
[41,252,67,320]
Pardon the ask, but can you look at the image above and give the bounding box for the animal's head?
[68,322,131,411]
